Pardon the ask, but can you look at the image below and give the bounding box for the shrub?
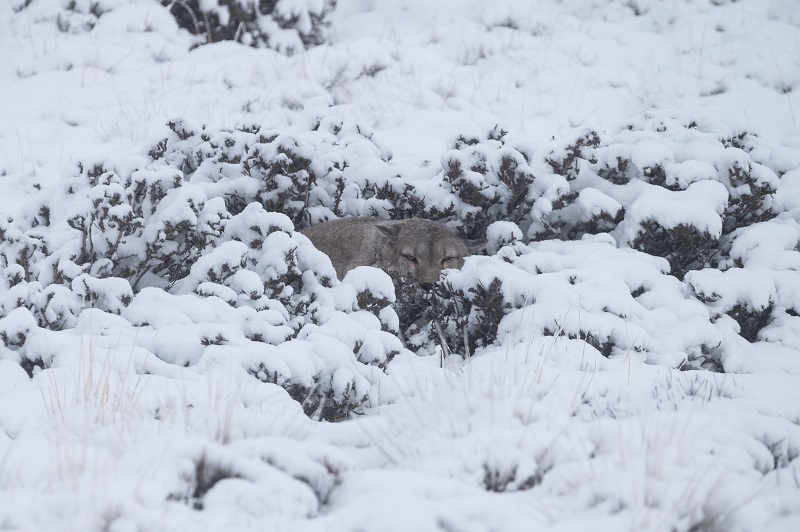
[2,107,797,389]
[160,0,337,53]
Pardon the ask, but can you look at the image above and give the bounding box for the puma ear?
[463,238,487,254]
[375,222,402,239]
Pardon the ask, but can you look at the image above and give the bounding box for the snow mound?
[425,239,720,369]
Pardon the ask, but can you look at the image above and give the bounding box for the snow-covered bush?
[2,105,798,390]
[160,0,336,53]
[533,111,781,280]
[438,126,541,239]
[416,237,723,369]
[147,117,398,228]
[0,114,413,420]
[56,0,106,33]
[686,217,800,346]
[23,159,224,298]
[16,0,335,54]
[521,111,797,353]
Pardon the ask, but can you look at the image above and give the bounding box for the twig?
[433,318,451,368]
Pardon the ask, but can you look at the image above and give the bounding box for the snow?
[624,180,728,239]
[485,220,524,255]
[1,0,800,531]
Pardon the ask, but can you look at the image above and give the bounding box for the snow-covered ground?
[1,0,800,530]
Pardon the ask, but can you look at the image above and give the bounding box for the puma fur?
[301,217,485,285]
